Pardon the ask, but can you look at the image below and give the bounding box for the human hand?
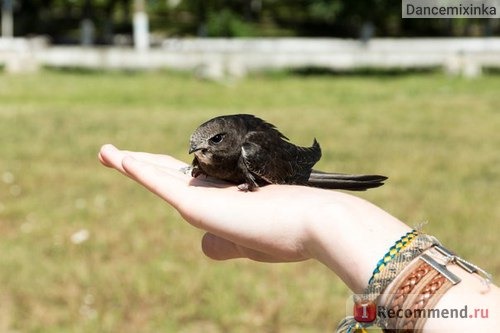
[99,144,500,331]
[98,144,410,292]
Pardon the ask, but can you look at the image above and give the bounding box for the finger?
[120,150,189,170]
[99,144,188,170]
[99,144,130,174]
[100,144,233,202]
[120,155,192,208]
[201,232,299,263]
[99,144,190,181]
[98,144,114,167]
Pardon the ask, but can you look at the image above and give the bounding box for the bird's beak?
[189,143,202,154]
[189,138,207,154]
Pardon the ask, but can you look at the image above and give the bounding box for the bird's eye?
[209,133,224,144]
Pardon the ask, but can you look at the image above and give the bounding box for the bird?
[188,114,387,192]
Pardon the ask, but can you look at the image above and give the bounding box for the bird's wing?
[241,132,321,185]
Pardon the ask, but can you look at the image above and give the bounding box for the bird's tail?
[307,170,387,191]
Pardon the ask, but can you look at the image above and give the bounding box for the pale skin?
[99,144,499,332]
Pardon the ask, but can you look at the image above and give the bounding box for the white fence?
[1,37,500,77]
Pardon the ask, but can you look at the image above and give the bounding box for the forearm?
[305,191,500,331]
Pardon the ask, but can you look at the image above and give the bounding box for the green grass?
[0,69,499,332]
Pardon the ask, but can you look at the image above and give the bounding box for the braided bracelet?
[383,261,433,331]
[381,258,449,332]
[336,231,438,333]
[400,272,453,331]
[336,230,492,333]
[381,244,492,332]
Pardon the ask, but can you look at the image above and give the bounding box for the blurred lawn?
[0,69,498,332]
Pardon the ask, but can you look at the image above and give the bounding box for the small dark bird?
[188,114,387,191]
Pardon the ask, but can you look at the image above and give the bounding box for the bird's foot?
[179,166,193,175]
[190,166,206,178]
[180,165,207,179]
[237,183,258,192]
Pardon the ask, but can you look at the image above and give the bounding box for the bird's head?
[189,116,243,164]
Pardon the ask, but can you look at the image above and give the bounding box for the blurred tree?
[7,0,499,43]
[2,0,14,37]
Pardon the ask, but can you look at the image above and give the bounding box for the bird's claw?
[179,166,193,175]
[237,182,259,192]
[237,183,250,192]
[180,165,204,178]
[190,166,206,178]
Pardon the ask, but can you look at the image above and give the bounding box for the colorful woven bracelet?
[337,231,492,333]
[336,232,438,333]
[368,229,419,284]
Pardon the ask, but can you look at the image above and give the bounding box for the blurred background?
[3,0,500,42]
[1,1,499,332]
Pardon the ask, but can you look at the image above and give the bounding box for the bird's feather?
[241,132,320,185]
[307,171,388,191]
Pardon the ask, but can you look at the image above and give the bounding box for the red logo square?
[353,301,377,323]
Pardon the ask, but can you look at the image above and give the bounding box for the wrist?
[304,192,411,293]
